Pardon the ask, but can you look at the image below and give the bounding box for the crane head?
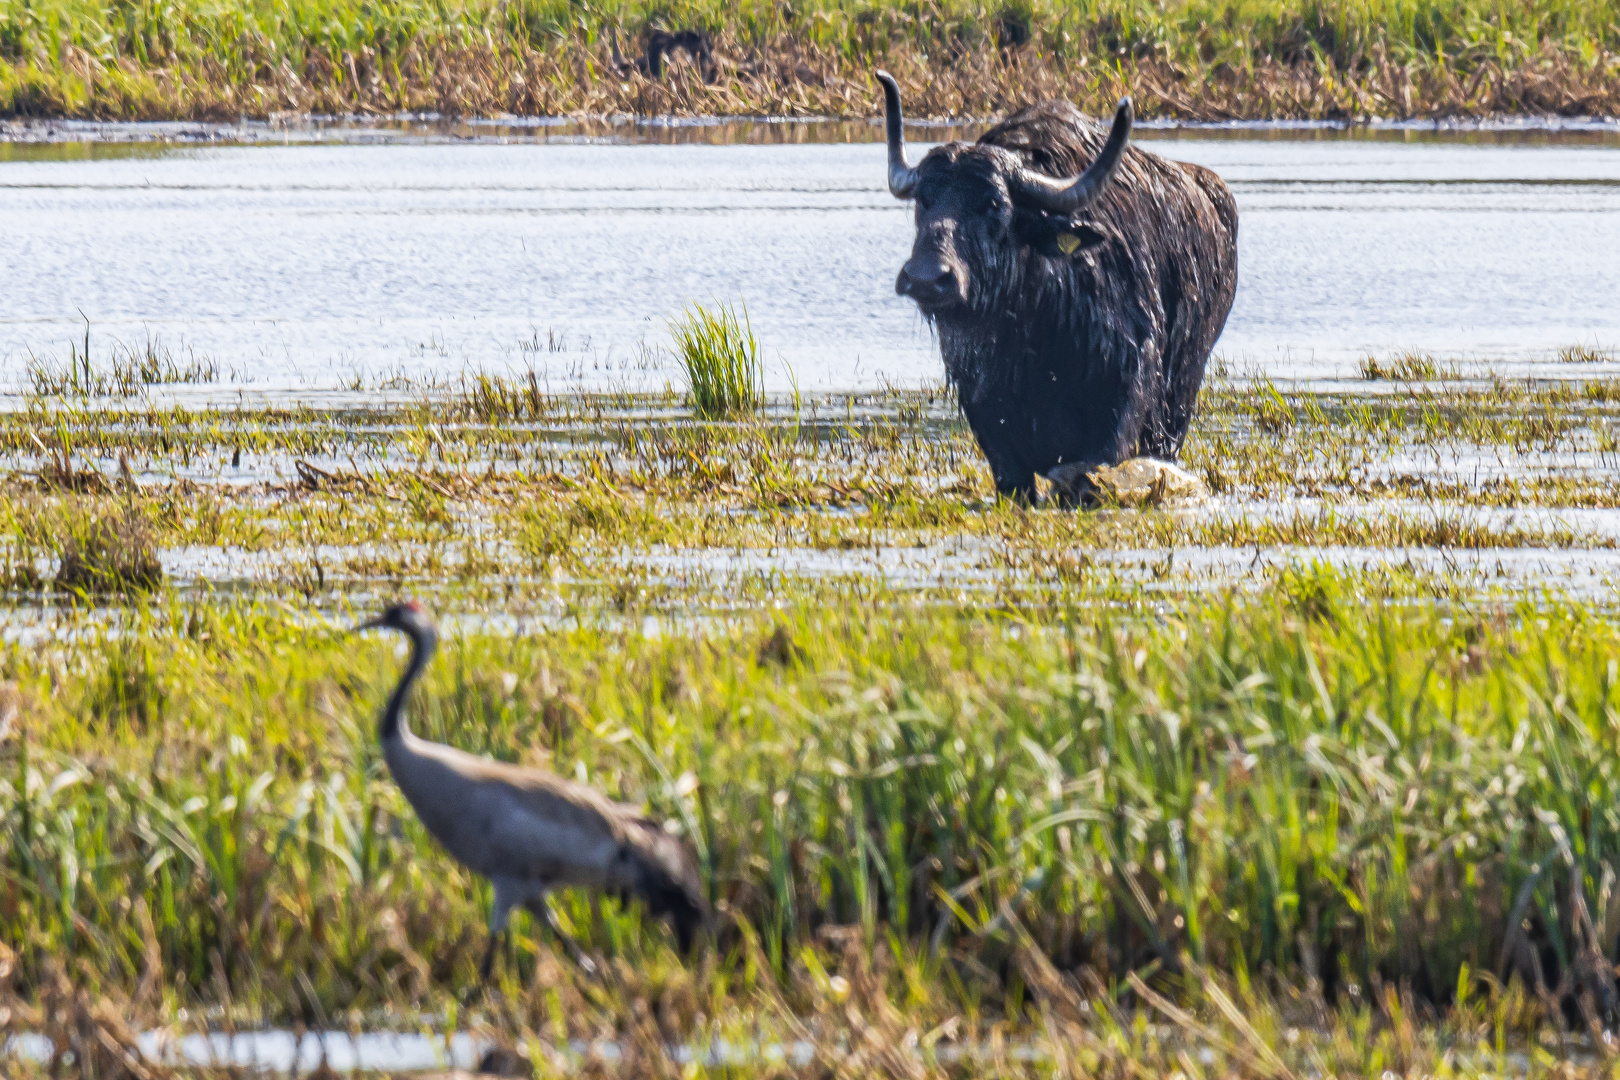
[357,600,433,634]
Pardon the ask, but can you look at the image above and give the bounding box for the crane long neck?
[380,626,436,743]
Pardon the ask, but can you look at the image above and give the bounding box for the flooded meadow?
[0,357,1613,612]
[4,123,1620,1078]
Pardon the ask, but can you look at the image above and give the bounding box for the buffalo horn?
[1009,97,1133,215]
[875,70,919,199]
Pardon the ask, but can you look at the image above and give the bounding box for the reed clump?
[54,510,164,593]
[670,301,764,419]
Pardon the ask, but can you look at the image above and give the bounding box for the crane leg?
[527,896,598,978]
[480,879,522,985]
[478,932,502,983]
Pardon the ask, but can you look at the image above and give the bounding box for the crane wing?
[391,737,653,888]
[457,757,637,885]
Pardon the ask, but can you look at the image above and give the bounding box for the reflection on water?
[6,113,1620,152]
[2,124,1618,393]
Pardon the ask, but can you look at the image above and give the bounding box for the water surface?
[3,123,1619,393]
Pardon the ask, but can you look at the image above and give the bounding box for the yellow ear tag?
[1056,232,1082,255]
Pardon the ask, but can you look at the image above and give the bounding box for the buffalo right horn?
[875,70,919,199]
[1009,97,1133,215]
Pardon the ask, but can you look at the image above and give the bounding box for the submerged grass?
[2,0,1620,121]
[25,327,219,399]
[0,368,1615,605]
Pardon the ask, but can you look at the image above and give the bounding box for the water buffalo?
[877,72,1238,504]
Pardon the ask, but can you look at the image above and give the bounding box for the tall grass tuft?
[54,510,164,594]
[1558,344,1615,363]
[670,301,764,420]
[1358,351,1458,381]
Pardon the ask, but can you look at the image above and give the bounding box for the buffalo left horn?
[875,70,919,199]
[1009,97,1133,214]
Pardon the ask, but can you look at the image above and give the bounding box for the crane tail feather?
[623,826,709,952]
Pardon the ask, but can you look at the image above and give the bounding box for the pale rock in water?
[1046,457,1209,509]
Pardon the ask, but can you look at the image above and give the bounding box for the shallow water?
[2,123,1619,394]
[4,1026,1051,1073]
[5,1028,490,1072]
[0,1019,1574,1074]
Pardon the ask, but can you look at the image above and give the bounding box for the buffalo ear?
[1024,216,1111,260]
[1057,222,1110,253]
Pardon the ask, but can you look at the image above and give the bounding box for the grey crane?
[359,601,708,980]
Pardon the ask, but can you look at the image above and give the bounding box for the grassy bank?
[7,590,1620,1077]
[2,0,1619,121]
[2,355,1620,1074]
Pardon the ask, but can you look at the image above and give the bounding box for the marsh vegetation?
[3,0,1619,121]
[671,302,768,420]
[4,357,1620,1076]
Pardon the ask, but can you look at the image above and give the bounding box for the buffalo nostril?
[899,263,959,303]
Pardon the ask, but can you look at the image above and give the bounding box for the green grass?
[1357,351,1460,382]
[2,367,1620,1074]
[670,301,766,420]
[7,585,1620,1077]
[1,0,1617,119]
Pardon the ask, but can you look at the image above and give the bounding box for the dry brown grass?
[7,34,1620,122]
[54,510,164,594]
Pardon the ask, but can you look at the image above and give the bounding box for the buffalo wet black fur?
[877,71,1238,504]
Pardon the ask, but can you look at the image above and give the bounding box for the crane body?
[360,602,707,979]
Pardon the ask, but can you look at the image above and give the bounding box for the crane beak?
[355,614,387,632]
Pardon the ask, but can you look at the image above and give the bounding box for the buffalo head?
[877,71,1132,316]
